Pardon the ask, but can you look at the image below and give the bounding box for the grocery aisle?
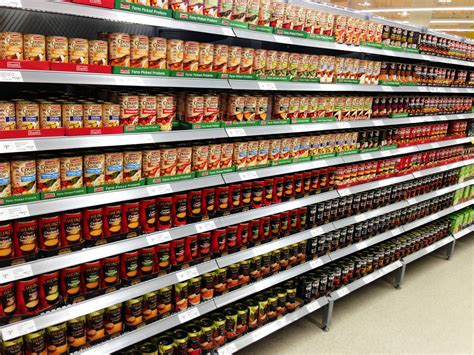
[240,235,474,355]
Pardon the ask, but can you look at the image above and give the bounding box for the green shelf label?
[238,163,270,171]
[258,75,291,81]
[402,82,418,86]
[270,158,293,166]
[381,144,398,150]
[292,156,311,163]
[222,120,261,127]
[273,27,307,38]
[179,121,221,129]
[123,124,161,133]
[390,112,409,118]
[337,149,360,156]
[173,11,223,25]
[195,166,236,177]
[307,33,335,42]
[115,0,172,17]
[0,193,40,205]
[405,48,420,53]
[260,119,290,126]
[248,24,273,33]
[382,44,403,52]
[336,78,360,84]
[360,147,380,153]
[217,73,257,80]
[221,19,248,29]
[41,187,86,200]
[312,116,336,123]
[313,152,337,160]
[361,41,382,49]
[291,117,311,124]
[169,70,217,79]
[147,173,195,184]
[87,179,145,193]
[113,66,169,77]
[295,77,320,83]
[379,80,400,86]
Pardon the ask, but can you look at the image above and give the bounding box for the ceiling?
[326,0,474,39]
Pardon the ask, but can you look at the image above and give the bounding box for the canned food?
[89,40,108,66]
[213,44,228,73]
[105,150,123,184]
[68,38,89,64]
[46,36,68,63]
[24,33,45,61]
[108,32,130,67]
[62,102,83,129]
[199,42,214,72]
[16,101,39,130]
[130,34,149,68]
[103,102,120,127]
[84,152,105,187]
[12,156,36,195]
[0,32,23,60]
[167,39,184,70]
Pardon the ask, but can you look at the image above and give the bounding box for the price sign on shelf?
[310,227,322,237]
[336,287,350,298]
[0,70,23,82]
[239,171,258,181]
[310,258,323,269]
[2,320,36,341]
[306,300,322,313]
[227,128,246,137]
[273,35,293,44]
[258,82,277,90]
[363,274,375,284]
[0,205,29,221]
[221,27,234,36]
[336,122,350,129]
[0,264,33,284]
[219,343,238,355]
[195,220,217,233]
[355,241,368,250]
[178,307,200,323]
[291,125,306,132]
[176,267,199,282]
[146,231,171,246]
[0,140,36,153]
[147,183,173,196]
[425,245,436,253]
[254,279,271,292]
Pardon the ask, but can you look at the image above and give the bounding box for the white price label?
[363,274,375,283]
[2,320,36,341]
[306,300,322,313]
[336,122,350,129]
[178,307,200,323]
[222,27,234,36]
[273,35,293,44]
[355,241,368,250]
[195,220,217,233]
[431,142,441,148]
[0,205,29,221]
[147,183,173,196]
[310,258,323,269]
[0,264,33,284]
[0,140,36,153]
[0,0,22,7]
[176,267,199,282]
[336,287,349,298]
[354,214,364,223]
[291,125,306,132]
[115,76,144,85]
[254,279,271,292]
[338,188,350,197]
[360,153,372,160]
[239,171,258,181]
[227,128,246,137]
[310,227,322,237]
[146,231,171,246]
[219,343,238,354]
[382,86,394,92]
[258,82,277,90]
[0,71,22,82]
[425,245,435,253]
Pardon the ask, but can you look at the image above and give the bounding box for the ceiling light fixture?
[361,6,474,13]
[431,20,474,23]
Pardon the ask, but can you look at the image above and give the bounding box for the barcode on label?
[0,205,29,221]
[310,259,323,269]
[258,82,277,90]
[195,220,217,233]
[176,267,199,282]
[0,264,33,284]
[336,288,349,297]
[306,300,321,313]
[274,35,293,44]
[0,70,23,81]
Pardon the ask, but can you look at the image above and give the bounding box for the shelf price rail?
[1,182,471,345]
[1,0,474,68]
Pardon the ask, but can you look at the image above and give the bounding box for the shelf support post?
[394,262,406,289]
[321,298,334,332]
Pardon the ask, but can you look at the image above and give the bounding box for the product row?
[84,1,473,61]
[449,208,473,234]
[2,92,473,133]
[1,212,457,355]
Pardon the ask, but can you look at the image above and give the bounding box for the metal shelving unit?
[453,225,473,240]
[217,296,330,355]
[2,0,473,68]
[402,236,456,265]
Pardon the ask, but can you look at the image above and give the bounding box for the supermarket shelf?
[80,300,217,355]
[2,1,473,69]
[333,200,409,230]
[224,113,474,139]
[217,296,329,355]
[0,69,231,89]
[330,227,405,262]
[452,225,473,240]
[0,260,219,341]
[338,174,414,197]
[222,157,344,183]
[213,255,332,308]
[216,223,335,268]
[0,0,236,37]
[416,137,472,151]
[0,174,224,222]
[329,260,403,301]
[402,236,455,264]
[412,159,474,178]
[0,129,228,154]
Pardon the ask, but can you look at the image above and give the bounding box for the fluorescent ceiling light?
[435,28,474,32]
[431,20,474,23]
[361,6,474,13]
